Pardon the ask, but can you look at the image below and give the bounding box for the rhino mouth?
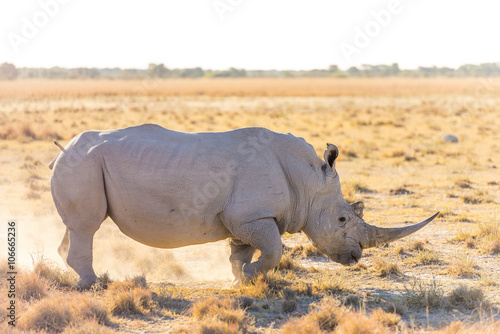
[329,250,361,266]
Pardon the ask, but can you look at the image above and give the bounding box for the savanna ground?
[0,77,499,333]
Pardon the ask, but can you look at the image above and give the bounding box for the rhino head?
[302,144,438,266]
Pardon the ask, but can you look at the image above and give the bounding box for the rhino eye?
[338,215,348,225]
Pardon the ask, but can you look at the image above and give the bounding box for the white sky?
[0,0,499,70]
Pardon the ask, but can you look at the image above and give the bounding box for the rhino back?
[52,124,323,247]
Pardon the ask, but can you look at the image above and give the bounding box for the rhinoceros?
[49,124,438,288]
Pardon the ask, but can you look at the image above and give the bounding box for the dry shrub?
[18,271,51,301]
[477,222,500,254]
[447,254,477,277]
[19,292,108,333]
[239,274,270,298]
[288,244,324,258]
[373,258,400,277]
[313,271,351,295]
[62,321,116,334]
[413,249,440,265]
[348,262,367,271]
[389,186,413,195]
[291,281,313,297]
[439,321,500,333]
[370,309,401,328]
[342,294,363,309]
[393,245,406,255]
[0,125,16,140]
[403,278,444,310]
[410,239,425,251]
[193,319,242,334]
[277,253,298,271]
[335,311,387,334]
[461,191,494,204]
[383,302,408,316]
[191,297,248,331]
[447,285,490,311]
[383,149,405,158]
[107,277,151,315]
[465,238,476,248]
[0,122,62,141]
[33,256,77,288]
[308,296,345,332]
[283,297,401,334]
[282,299,298,314]
[341,181,373,202]
[450,229,475,243]
[281,288,298,313]
[454,178,473,189]
[481,239,500,254]
[281,317,322,334]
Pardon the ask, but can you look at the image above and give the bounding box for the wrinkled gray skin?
[50,124,437,288]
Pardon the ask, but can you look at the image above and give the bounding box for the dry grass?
[447,254,478,277]
[451,221,500,255]
[62,321,116,334]
[2,78,500,333]
[288,244,324,258]
[0,78,487,99]
[281,296,402,334]
[412,249,441,265]
[447,285,490,311]
[373,258,401,277]
[191,297,249,332]
[403,278,445,310]
[19,292,108,332]
[107,277,152,315]
[17,271,51,301]
[33,256,77,287]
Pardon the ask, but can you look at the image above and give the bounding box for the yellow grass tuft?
[373,258,400,277]
[19,292,108,332]
[61,321,116,334]
[18,271,51,301]
[447,285,490,311]
[191,297,249,331]
[107,277,151,315]
[447,254,478,277]
[33,256,77,288]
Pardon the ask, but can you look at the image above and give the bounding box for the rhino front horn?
[363,212,439,249]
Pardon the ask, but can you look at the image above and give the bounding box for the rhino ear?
[324,144,339,169]
[351,201,365,219]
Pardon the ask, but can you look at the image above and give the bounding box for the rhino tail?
[48,140,65,170]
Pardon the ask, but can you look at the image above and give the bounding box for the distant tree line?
[1,62,500,80]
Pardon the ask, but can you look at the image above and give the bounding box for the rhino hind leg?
[67,228,98,289]
[57,227,69,266]
[228,218,282,283]
[51,153,108,289]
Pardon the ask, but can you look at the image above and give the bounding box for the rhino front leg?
[229,239,256,287]
[229,218,282,282]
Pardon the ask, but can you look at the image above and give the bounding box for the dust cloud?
[0,209,233,284]
[0,148,233,285]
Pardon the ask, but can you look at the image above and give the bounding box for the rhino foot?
[76,275,97,290]
[231,279,243,288]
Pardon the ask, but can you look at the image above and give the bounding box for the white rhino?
[49,124,438,288]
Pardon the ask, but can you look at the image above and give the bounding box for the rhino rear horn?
[351,201,364,219]
[363,212,439,249]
